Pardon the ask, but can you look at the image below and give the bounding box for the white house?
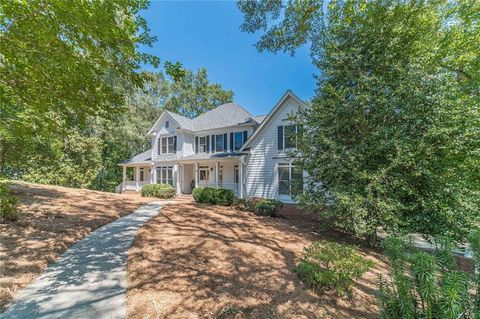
[118,90,307,202]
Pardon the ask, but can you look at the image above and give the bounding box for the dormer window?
[165,120,169,128]
[158,136,177,155]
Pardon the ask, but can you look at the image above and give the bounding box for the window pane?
[199,136,206,153]
[234,132,243,150]
[284,125,296,149]
[279,181,289,195]
[168,137,174,153]
[278,166,290,181]
[156,169,161,183]
[291,165,304,195]
[161,138,167,154]
[215,134,224,152]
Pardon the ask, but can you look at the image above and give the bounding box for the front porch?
[118,157,245,198]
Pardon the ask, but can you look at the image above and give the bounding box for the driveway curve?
[1,201,167,319]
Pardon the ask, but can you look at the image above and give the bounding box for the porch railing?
[116,180,152,193]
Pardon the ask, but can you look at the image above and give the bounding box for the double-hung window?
[215,134,224,152]
[278,163,303,197]
[277,124,298,150]
[199,136,207,153]
[160,136,176,154]
[156,166,173,186]
[234,132,243,151]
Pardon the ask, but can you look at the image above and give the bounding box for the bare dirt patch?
[0,181,154,312]
[127,203,388,319]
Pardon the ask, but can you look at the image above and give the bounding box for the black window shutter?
[158,138,161,155]
[277,126,284,150]
[173,136,177,154]
[243,131,248,144]
[206,135,210,153]
[223,133,227,151]
[211,135,215,152]
[230,133,234,152]
[195,136,199,154]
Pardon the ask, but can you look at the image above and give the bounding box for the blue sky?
[140,1,316,116]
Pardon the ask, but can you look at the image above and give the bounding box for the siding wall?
[245,97,300,201]
[151,113,182,161]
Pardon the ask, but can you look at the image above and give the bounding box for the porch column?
[150,163,154,183]
[195,162,199,187]
[152,164,157,184]
[122,166,126,191]
[135,166,139,191]
[239,162,244,198]
[175,163,181,195]
[215,162,219,187]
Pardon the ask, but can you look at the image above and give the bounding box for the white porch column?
[239,162,244,198]
[122,166,126,191]
[195,162,199,187]
[150,163,154,183]
[153,164,157,184]
[215,162,219,187]
[135,166,139,191]
[175,163,181,195]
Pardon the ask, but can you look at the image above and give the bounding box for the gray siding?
[245,97,300,200]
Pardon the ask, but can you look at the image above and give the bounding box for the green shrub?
[213,188,235,206]
[378,235,479,319]
[245,198,283,217]
[141,184,176,199]
[295,241,374,296]
[192,187,234,206]
[0,181,19,222]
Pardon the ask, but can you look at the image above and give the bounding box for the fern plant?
[378,235,479,319]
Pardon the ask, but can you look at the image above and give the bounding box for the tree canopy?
[239,0,480,240]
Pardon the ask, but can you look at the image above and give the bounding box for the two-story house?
[118,90,307,202]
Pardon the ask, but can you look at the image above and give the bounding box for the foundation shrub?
[141,184,175,199]
[295,241,374,296]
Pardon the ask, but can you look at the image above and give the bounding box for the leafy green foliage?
[295,241,374,296]
[141,184,175,199]
[192,187,235,206]
[245,198,283,217]
[213,188,235,206]
[378,236,477,319]
[239,0,480,240]
[0,180,18,222]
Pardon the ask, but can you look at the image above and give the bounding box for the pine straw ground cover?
[127,202,389,319]
[0,181,154,312]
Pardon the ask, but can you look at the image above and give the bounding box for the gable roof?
[191,103,256,131]
[148,102,262,134]
[119,149,152,165]
[241,90,308,150]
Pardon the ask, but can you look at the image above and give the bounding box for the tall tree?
[163,67,234,118]
[239,0,480,240]
[0,0,159,174]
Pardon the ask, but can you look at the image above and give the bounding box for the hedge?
[192,187,235,206]
[141,184,176,199]
[246,198,283,217]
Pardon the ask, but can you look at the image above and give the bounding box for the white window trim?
[198,136,207,153]
[156,166,174,186]
[283,124,298,150]
[160,135,176,154]
[276,162,303,200]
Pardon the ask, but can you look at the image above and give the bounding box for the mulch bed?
[0,181,154,312]
[127,202,388,319]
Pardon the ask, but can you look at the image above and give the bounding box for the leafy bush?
[378,235,479,319]
[245,198,283,217]
[0,181,19,222]
[192,187,234,206]
[213,188,235,206]
[295,241,374,295]
[141,184,176,199]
